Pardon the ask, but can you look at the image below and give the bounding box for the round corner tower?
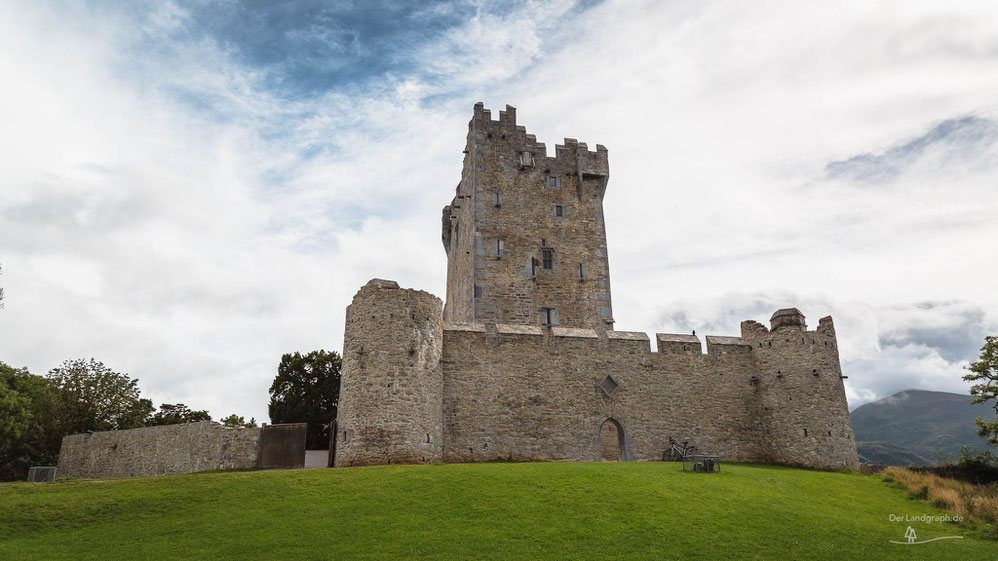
[334,279,444,467]
[741,309,859,469]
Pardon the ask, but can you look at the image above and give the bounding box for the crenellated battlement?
[469,103,608,175]
[440,307,839,365]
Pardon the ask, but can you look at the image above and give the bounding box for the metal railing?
[682,455,720,473]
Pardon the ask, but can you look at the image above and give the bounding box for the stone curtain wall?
[57,422,260,479]
[440,325,771,464]
[437,318,858,469]
[334,280,445,467]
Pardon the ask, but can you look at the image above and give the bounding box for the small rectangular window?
[541,248,553,269]
[553,204,564,218]
[540,307,559,326]
[474,285,483,298]
[530,257,539,278]
[547,175,561,190]
[342,430,348,442]
[520,151,534,168]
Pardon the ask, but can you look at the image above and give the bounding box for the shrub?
[909,484,929,501]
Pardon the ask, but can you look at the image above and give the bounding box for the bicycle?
[663,437,700,461]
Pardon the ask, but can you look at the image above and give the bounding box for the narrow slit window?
[493,192,502,206]
[495,239,504,256]
[577,263,585,280]
[541,248,553,269]
[342,430,349,442]
[541,307,558,326]
[530,257,539,278]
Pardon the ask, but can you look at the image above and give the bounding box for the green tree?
[0,362,58,481]
[269,349,340,449]
[220,414,257,428]
[47,359,154,436]
[146,403,212,426]
[964,335,998,446]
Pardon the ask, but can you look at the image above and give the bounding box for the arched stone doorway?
[599,418,624,462]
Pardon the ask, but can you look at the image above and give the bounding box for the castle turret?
[741,312,859,469]
[334,279,444,467]
[770,308,806,331]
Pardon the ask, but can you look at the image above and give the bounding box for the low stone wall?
[57,422,260,479]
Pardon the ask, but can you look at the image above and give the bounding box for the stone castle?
[333,103,859,469]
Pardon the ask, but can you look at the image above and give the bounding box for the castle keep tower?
[441,104,614,330]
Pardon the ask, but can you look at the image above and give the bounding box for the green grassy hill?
[0,462,992,560]
[851,389,991,465]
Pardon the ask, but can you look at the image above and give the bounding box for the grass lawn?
[0,462,993,560]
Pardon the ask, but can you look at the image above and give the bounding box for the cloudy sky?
[1,0,997,422]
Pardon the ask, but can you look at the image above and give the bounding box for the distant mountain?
[850,390,992,466]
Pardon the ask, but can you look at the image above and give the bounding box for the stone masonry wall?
[440,317,857,468]
[334,279,444,467]
[441,115,479,323]
[56,421,260,479]
[440,325,770,464]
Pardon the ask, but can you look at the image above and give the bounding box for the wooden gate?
[257,423,307,469]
